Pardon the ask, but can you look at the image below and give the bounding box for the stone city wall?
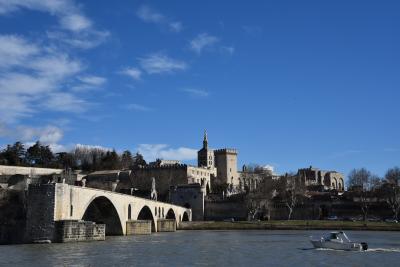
[0,165,63,176]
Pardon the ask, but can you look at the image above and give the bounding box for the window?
[70,205,73,217]
[155,207,157,216]
[128,204,132,220]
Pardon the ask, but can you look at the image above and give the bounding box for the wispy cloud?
[136,5,183,33]
[242,25,263,36]
[190,33,219,54]
[0,0,110,151]
[0,123,67,152]
[78,75,107,86]
[47,30,110,50]
[182,88,209,97]
[137,144,197,161]
[220,46,235,55]
[383,148,399,152]
[0,0,92,32]
[139,53,187,74]
[125,104,152,112]
[0,34,90,122]
[120,67,142,80]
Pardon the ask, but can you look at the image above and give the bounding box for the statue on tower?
[150,177,157,201]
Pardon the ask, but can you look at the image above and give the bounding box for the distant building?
[133,164,215,201]
[149,160,181,166]
[298,166,344,191]
[84,170,133,192]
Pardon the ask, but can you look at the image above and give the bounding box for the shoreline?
[178,220,400,231]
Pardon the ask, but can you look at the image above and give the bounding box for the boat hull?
[310,240,366,251]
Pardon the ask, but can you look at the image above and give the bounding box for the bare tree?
[383,167,400,220]
[278,173,306,220]
[347,168,378,221]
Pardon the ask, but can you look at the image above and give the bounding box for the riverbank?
[178,220,400,231]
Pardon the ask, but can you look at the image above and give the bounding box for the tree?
[383,167,400,220]
[100,150,121,170]
[26,141,54,167]
[121,150,134,169]
[3,142,26,166]
[132,153,147,168]
[278,173,306,220]
[347,168,378,221]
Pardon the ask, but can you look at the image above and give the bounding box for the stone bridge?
[26,183,191,241]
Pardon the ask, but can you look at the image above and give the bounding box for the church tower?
[197,130,214,168]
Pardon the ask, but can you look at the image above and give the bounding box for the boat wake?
[366,248,400,253]
[313,247,400,253]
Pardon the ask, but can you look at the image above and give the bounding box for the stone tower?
[214,149,239,187]
[197,130,214,168]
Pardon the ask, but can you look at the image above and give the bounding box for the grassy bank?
[178,220,400,231]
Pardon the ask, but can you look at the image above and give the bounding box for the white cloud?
[0,0,92,32]
[182,88,209,97]
[0,35,40,68]
[137,144,197,162]
[0,34,89,122]
[60,13,92,32]
[47,30,110,50]
[136,5,164,23]
[221,46,235,55]
[78,75,106,86]
[242,25,263,35]
[169,21,183,32]
[43,93,87,113]
[0,124,66,152]
[136,5,183,33]
[190,33,219,54]
[139,53,187,74]
[263,164,276,174]
[120,67,142,80]
[125,104,152,112]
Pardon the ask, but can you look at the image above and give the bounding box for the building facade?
[214,149,239,187]
[297,166,344,191]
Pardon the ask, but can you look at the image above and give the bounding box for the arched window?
[155,207,157,216]
[128,204,132,220]
[158,207,161,218]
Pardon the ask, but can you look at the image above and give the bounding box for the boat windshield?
[329,233,339,240]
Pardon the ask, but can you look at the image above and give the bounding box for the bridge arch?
[137,205,156,232]
[182,211,189,222]
[82,196,123,236]
[166,208,176,220]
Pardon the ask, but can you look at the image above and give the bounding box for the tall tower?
[214,148,239,187]
[197,130,214,168]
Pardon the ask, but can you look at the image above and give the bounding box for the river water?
[1,230,400,266]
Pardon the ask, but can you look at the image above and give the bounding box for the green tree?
[3,142,26,166]
[26,141,54,167]
[121,150,134,169]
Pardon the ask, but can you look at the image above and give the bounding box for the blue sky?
[0,0,399,177]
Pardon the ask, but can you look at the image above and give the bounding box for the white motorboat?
[310,231,368,251]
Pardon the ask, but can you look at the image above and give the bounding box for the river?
[1,230,400,266]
